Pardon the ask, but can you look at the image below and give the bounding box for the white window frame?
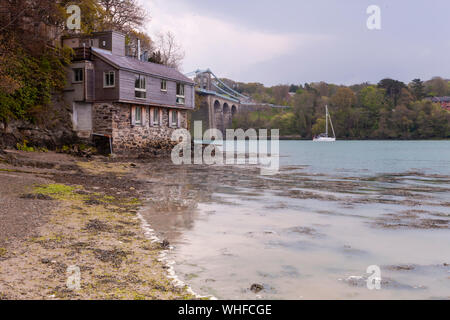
[172,110,178,127]
[161,79,167,92]
[103,71,115,88]
[135,106,142,125]
[170,110,180,128]
[151,107,160,126]
[176,83,185,105]
[73,68,84,83]
[135,74,146,99]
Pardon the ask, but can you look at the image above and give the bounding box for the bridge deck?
[196,88,240,104]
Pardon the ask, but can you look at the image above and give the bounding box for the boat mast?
[325,105,329,137]
[329,107,336,138]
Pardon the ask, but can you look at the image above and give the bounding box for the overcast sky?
[139,0,450,86]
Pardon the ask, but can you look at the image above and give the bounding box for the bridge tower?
[186,69,290,136]
[187,69,243,135]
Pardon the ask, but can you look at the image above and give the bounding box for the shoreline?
[0,150,198,300]
[1,141,449,300]
[277,137,450,141]
[135,208,214,300]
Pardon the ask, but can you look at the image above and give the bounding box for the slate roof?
[431,96,450,102]
[92,47,194,85]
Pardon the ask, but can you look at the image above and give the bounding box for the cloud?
[140,0,328,79]
[138,0,450,85]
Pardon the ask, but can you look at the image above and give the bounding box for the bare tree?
[0,0,66,47]
[154,31,185,70]
[98,0,148,32]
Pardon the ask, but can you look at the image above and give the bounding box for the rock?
[85,219,109,232]
[20,193,53,201]
[388,264,415,271]
[84,199,101,206]
[75,190,90,195]
[250,283,264,293]
[160,240,170,249]
[3,153,18,166]
[0,134,16,150]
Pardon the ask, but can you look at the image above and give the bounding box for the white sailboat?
[313,105,336,142]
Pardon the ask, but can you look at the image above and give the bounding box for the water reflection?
[136,154,450,299]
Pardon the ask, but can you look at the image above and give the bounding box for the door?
[73,102,92,132]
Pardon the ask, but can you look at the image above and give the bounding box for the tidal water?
[139,141,450,299]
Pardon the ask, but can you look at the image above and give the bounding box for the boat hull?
[313,137,336,142]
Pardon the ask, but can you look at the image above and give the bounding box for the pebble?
[250,283,264,293]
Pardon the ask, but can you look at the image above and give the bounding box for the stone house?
[62,31,195,154]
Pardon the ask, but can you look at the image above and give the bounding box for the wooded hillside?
[231,78,450,139]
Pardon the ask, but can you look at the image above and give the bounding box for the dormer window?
[135,74,146,99]
[176,83,185,104]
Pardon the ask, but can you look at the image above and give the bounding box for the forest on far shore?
[226,77,450,139]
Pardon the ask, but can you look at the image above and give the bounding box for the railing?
[188,69,293,109]
[240,102,291,109]
[72,47,92,61]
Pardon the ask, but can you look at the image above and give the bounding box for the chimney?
[137,39,141,60]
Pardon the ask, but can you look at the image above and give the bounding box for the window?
[104,71,115,88]
[176,83,185,104]
[73,68,83,83]
[170,110,179,127]
[135,74,146,99]
[152,108,160,125]
[161,79,167,92]
[135,106,142,125]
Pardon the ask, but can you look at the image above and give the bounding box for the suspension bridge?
[185,69,289,133]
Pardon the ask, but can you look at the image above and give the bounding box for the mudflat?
[0,150,194,300]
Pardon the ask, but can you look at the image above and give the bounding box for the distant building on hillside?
[62,31,195,155]
[430,97,450,111]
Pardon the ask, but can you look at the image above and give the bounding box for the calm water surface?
[140,141,450,299]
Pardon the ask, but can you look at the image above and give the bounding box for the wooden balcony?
[72,47,93,61]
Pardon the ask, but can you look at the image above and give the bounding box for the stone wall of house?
[92,103,117,135]
[110,103,188,155]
